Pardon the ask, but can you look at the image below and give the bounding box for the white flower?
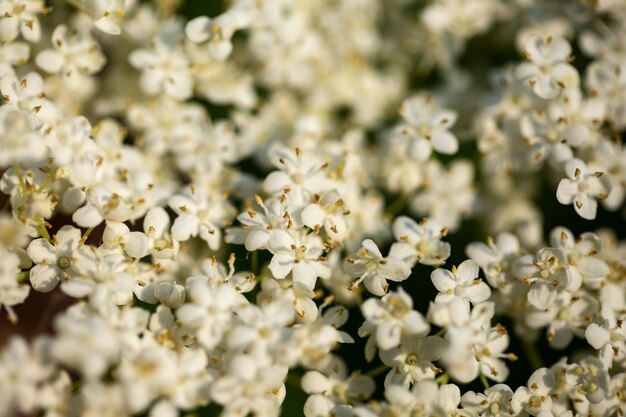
[0,71,54,128]
[129,28,192,100]
[211,356,286,417]
[231,195,291,251]
[431,260,491,305]
[512,368,556,415]
[359,287,429,353]
[379,334,445,388]
[525,291,598,349]
[585,303,625,368]
[461,384,516,417]
[263,147,330,206]
[143,206,179,259]
[556,158,611,220]
[70,245,136,304]
[515,34,579,99]
[391,216,450,267]
[267,229,330,290]
[185,12,245,61]
[345,239,412,296]
[27,225,82,293]
[35,25,105,88]
[83,0,135,35]
[168,186,235,250]
[466,233,521,289]
[301,356,375,404]
[565,357,610,404]
[176,277,241,350]
[0,246,29,323]
[549,227,609,289]
[0,0,45,42]
[514,247,572,310]
[51,303,121,379]
[301,191,351,242]
[0,107,46,166]
[395,93,459,161]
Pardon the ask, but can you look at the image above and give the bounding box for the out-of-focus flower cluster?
[0,0,625,416]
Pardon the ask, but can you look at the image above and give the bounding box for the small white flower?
[359,287,429,353]
[379,334,445,388]
[27,225,82,293]
[176,277,241,351]
[391,216,450,267]
[0,246,29,323]
[556,158,611,220]
[395,93,459,161]
[345,239,412,296]
[0,0,45,42]
[36,25,105,88]
[515,34,579,99]
[461,384,516,417]
[267,229,330,290]
[585,303,625,368]
[185,12,245,61]
[431,260,491,305]
[565,357,610,404]
[512,368,556,415]
[514,247,572,310]
[129,28,192,100]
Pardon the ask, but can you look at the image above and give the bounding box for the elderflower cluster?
[0,0,625,416]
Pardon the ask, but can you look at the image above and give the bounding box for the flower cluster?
[0,0,625,417]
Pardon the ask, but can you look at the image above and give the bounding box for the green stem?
[36,216,52,243]
[285,372,301,389]
[385,194,408,217]
[17,271,30,282]
[251,250,258,275]
[434,327,447,337]
[366,364,390,377]
[13,165,28,194]
[479,372,490,390]
[435,372,449,385]
[522,342,543,370]
[81,227,95,244]
[37,168,56,193]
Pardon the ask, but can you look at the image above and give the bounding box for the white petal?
[268,253,294,279]
[185,16,211,43]
[72,205,103,228]
[124,232,150,259]
[29,265,59,292]
[455,260,479,284]
[431,268,456,292]
[171,214,198,241]
[527,282,557,310]
[431,130,459,154]
[585,323,610,349]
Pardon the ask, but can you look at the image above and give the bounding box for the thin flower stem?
[285,372,301,389]
[13,165,28,194]
[385,194,408,217]
[251,250,258,275]
[479,372,490,390]
[36,216,52,243]
[435,372,449,385]
[435,327,447,337]
[37,168,57,193]
[522,342,543,370]
[81,227,95,244]
[366,364,390,377]
[16,271,29,282]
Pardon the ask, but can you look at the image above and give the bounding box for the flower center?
[57,256,70,269]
